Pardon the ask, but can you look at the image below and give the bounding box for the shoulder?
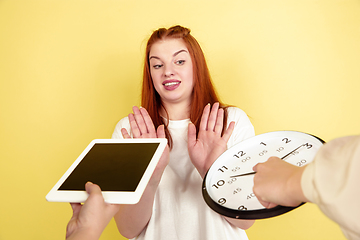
[226,107,249,120]
[226,107,255,147]
[226,107,253,129]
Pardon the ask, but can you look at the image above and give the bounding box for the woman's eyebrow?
[149,49,188,61]
[173,49,188,57]
[149,56,160,61]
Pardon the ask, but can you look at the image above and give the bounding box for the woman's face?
[149,38,194,106]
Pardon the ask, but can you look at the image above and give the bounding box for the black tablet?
[46,138,167,204]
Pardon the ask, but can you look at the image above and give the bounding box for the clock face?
[202,131,324,219]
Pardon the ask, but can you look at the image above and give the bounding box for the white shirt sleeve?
[111,116,130,139]
[226,107,255,148]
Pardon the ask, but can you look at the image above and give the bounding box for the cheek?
[186,67,194,86]
[150,70,161,84]
[150,71,162,93]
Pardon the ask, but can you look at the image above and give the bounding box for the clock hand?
[230,171,257,177]
[229,144,306,178]
[229,172,257,178]
[280,144,306,160]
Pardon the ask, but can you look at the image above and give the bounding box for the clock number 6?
[238,205,248,211]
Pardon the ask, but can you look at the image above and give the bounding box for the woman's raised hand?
[121,106,158,139]
[188,102,235,178]
[121,106,169,183]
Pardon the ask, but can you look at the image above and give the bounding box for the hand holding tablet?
[46,138,168,204]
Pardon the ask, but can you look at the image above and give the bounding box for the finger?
[69,202,82,218]
[132,106,148,135]
[121,128,131,139]
[84,182,105,207]
[208,102,220,132]
[139,107,156,136]
[221,121,235,143]
[156,124,165,138]
[214,108,224,134]
[187,122,197,148]
[257,199,278,209]
[128,113,141,137]
[199,104,211,131]
[252,162,260,172]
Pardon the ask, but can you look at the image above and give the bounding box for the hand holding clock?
[252,157,309,208]
[229,143,309,178]
[250,143,312,209]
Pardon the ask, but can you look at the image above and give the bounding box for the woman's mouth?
[163,80,181,90]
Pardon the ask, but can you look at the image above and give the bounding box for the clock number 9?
[218,198,226,205]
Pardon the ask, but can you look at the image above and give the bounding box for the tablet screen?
[58,142,159,192]
[46,138,167,204]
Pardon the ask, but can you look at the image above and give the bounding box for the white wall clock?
[202,131,325,219]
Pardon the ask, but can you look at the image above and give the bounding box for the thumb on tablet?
[85,182,102,195]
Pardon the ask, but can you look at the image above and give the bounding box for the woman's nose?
[164,64,174,77]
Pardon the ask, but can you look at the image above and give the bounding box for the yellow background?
[1,0,359,239]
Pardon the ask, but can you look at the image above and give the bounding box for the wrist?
[287,166,308,205]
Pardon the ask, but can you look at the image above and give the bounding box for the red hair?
[141,25,229,148]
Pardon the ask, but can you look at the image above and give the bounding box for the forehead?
[149,38,189,59]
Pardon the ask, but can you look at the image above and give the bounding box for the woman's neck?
[161,101,191,120]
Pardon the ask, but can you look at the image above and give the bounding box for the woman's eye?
[176,60,185,65]
[153,64,163,69]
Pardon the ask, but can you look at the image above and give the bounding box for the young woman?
[112,25,255,240]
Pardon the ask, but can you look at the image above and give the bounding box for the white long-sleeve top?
[112,107,255,240]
